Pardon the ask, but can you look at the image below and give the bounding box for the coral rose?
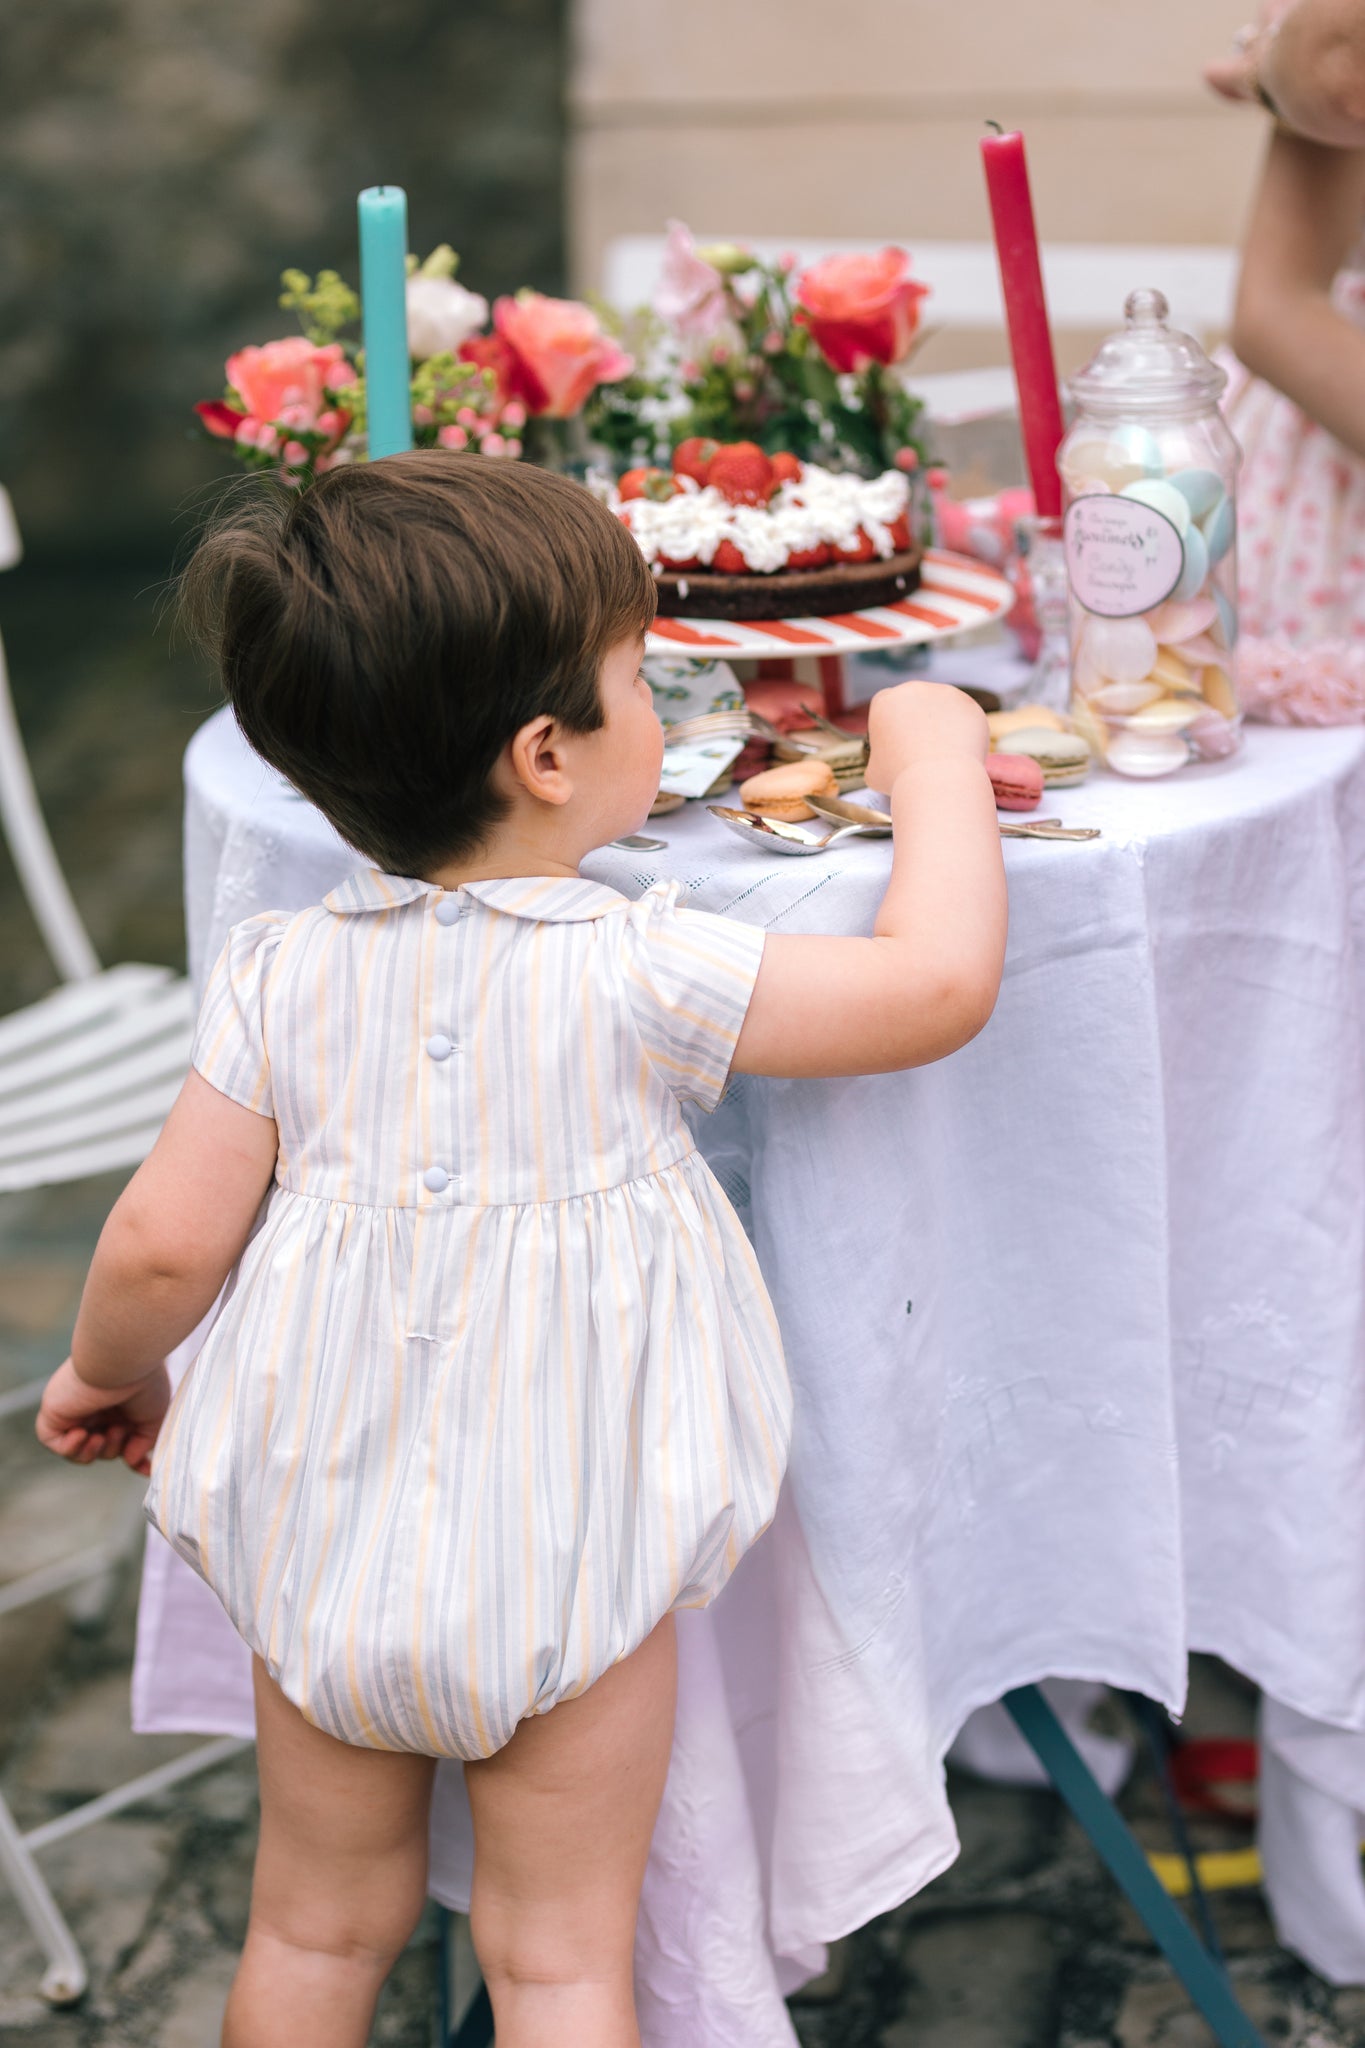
[483,291,633,418]
[795,249,929,373]
[225,337,352,430]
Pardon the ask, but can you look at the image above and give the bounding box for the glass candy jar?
[1060,288,1241,777]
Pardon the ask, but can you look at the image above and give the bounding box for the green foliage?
[416,245,460,280]
[650,249,929,477]
[278,269,361,347]
[583,372,667,467]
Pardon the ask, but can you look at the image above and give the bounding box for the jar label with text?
[1064,495,1183,617]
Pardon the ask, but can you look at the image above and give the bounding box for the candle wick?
[984,119,1004,134]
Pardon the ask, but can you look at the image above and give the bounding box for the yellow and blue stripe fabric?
[146,871,790,1758]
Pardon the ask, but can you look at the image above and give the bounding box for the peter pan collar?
[323,868,629,923]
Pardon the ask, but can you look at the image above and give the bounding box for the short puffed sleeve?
[191,912,287,1118]
[619,882,766,1111]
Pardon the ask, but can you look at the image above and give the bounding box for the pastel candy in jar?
[1170,520,1209,604]
[1202,491,1235,565]
[1120,478,1190,534]
[1060,288,1242,777]
[1168,468,1223,520]
[1061,423,1163,495]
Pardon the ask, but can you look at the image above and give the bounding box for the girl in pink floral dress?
[1216,110,1365,720]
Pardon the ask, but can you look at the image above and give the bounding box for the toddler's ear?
[506,714,574,807]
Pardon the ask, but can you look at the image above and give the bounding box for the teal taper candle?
[358,185,413,459]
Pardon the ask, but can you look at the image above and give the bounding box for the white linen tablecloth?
[133,710,1365,2024]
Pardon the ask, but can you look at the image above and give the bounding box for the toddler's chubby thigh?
[465,1618,677,2001]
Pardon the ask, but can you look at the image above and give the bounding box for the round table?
[133,709,1365,2027]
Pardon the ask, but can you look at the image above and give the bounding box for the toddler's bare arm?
[35,1071,277,1471]
[733,683,1007,1078]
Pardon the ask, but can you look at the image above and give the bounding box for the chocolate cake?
[613,451,924,624]
[654,545,923,621]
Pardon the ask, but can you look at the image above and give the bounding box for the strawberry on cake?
[610,439,922,619]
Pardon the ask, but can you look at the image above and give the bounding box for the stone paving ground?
[1,567,1363,2044]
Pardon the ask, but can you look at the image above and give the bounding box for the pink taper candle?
[980,126,1065,520]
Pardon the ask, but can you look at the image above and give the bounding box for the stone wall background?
[0,0,567,564]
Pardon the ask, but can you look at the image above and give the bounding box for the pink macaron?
[986,752,1045,812]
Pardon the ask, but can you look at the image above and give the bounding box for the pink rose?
[224,337,352,431]
[795,249,930,373]
[653,220,728,339]
[484,292,632,418]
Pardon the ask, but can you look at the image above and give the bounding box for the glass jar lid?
[1067,287,1227,417]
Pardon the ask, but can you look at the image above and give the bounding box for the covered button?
[423,1165,451,1193]
[425,1034,453,1061]
[434,896,462,926]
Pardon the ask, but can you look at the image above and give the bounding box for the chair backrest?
[0,488,101,981]
[600,235,1238,341]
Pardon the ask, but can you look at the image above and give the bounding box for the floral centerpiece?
[590,223,930,481]
[194,226,932,490]
[194,247,633,484]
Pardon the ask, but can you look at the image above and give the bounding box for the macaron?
[997,727,1092,787]
[739,758,838,822]
[987,752,1045,812]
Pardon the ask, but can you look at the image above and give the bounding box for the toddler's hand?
[865,681,990,794]
[35,1358,170,1478]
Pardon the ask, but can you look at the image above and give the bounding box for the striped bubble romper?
[145,870,791,1758]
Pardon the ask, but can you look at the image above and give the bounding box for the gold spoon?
[804,791,1100,843]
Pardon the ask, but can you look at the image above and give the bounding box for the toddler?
[35,452,1006,2048]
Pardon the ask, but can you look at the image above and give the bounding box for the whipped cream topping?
[614,465,912,573]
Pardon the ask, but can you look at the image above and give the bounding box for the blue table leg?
[1004,1686,1267,2048]
[437,1906,494,2047]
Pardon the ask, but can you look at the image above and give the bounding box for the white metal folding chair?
[0,485,244,2006]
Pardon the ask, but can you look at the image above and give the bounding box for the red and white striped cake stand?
[644,549,1013,658]
[643,549,1014,719]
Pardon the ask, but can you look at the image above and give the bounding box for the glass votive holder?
[1013,513,1072,715]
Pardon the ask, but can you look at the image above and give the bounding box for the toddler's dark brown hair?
[179,451,657,874]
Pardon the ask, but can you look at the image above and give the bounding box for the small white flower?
[405,275,489,361]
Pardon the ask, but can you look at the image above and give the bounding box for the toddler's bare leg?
[465,1616,677,2048]
[221,1659,436,2048]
